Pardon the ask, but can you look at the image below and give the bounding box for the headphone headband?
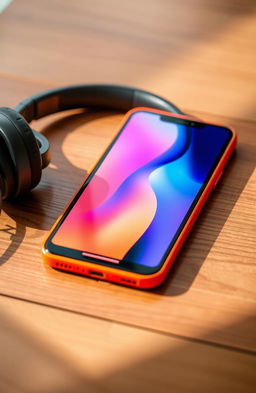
[0,84,184,206]
[15,84,183,122]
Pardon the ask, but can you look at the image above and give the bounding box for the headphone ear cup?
[0,107,42,198]
[0,137,16,199]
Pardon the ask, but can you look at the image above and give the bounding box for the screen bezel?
[45,110,233,275]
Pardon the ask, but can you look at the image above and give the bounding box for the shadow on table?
[0,302,255,393]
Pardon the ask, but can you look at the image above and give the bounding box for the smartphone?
[42,108,237,289]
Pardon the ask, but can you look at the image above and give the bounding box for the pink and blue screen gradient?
[52,112,230,267]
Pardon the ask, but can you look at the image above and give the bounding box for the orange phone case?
[42,108,237,289]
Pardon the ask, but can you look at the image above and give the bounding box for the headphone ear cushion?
[0,108,42,197]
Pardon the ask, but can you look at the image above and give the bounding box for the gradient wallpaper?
[52,112,230,267]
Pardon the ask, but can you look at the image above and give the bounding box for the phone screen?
[47,111,233,274]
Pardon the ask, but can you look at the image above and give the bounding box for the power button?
[213,171,223,190]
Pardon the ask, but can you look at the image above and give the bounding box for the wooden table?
[1,1,256,392]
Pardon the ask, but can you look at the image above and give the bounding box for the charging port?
[88,270,104,277]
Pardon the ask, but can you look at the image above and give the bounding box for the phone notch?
[160,115,205,128]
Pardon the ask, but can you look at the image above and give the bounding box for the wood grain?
[1,295,256,393]
[0,0,255,120]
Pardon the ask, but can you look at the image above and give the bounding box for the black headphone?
[0,84,183,212]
